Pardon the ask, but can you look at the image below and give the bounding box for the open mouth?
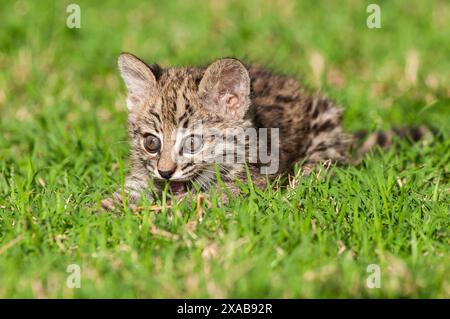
[169,181,188,194]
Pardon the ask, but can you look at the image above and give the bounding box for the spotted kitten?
[101,53,430,209]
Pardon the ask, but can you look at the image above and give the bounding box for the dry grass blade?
[133,204,172,213]
[185,194,211,232]
[0,235,24,256]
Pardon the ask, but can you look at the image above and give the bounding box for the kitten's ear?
[198,58,250,120]
[118,53,157,110]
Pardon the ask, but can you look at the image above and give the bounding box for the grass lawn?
[0,0,449,298]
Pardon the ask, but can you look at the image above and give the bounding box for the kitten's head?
[117,53,252,193]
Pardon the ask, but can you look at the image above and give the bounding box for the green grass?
[0,0,449,298]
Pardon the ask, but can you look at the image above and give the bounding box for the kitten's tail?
[351,125,439,162]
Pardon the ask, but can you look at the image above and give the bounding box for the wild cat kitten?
[101,53,430,209]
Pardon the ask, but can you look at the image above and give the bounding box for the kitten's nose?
[158,169,175,180]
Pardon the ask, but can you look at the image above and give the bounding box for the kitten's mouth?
[169,181,187,194]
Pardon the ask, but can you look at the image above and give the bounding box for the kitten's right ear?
[198,58,250,120]
[118,53,156,110]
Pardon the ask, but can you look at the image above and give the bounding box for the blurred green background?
[0,0,448,298]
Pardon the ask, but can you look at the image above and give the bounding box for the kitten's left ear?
[198,58,250,120]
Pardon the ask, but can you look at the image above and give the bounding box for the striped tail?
[352,125,438,161]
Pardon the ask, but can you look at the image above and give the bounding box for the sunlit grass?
[0,0,449,298]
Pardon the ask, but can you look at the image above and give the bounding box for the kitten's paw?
[101,192,124,211]
[101,198,116,210]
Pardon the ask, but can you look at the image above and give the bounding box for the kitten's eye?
[143,134,161,154]
[183,134,203,155]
